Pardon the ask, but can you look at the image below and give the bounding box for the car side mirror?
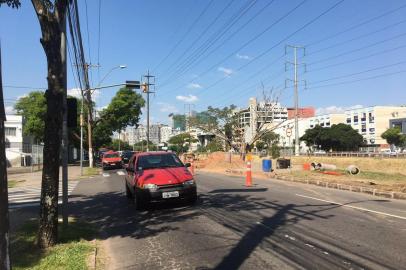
[185,163,191,167]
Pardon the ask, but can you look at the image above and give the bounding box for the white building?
[160,125,173,143]
[236,97,288,144]
[5,115,32,166]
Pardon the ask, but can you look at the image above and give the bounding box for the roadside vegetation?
[82,167,101,177]
[11,219,99,270]
[8,180,18,188]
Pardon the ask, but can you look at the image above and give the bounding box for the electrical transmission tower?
[285,45,306,156]
[142,70,155,151]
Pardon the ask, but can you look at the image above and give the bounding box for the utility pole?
[61,14,68,227]
[184,104,195,150]
[80,94,84,175]
[0,42,11,270]
[285,45,306,157]
[142,70,155,152]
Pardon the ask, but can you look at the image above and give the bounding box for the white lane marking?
[102,173,110,177]
[296,194,406,220]
[117,171,125,176]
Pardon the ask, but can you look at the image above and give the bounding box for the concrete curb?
[222,169,406,200]
[273,175,406,200]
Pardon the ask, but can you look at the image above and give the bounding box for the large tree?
[382,127,406,149]
[301,124,364,151]
[14,91,46,142]
[168,133,197,153]
[0,35,11,270]
[92,87,144,150]
[189,105,238,151]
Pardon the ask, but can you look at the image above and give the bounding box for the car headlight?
[183,179,195,186]
[143,183,158,191]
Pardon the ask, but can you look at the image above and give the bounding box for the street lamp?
[97,65,127,87]
[80,64,127,175]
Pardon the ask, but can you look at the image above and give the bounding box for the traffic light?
[125,80,140,89]
[141,83,148,93]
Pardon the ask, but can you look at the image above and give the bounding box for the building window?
[361,113,366,122]
[368,112,374,123]
[353,115,358,123]
[346,118,351,124]
[326,122,330,127]
[5,127,17,136]
[361,124,366,133]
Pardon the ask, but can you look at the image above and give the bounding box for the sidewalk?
[7,165,99,187]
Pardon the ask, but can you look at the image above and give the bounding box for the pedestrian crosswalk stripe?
[102,173,110,177]
[8,181,79,208]
[117,170,125,176]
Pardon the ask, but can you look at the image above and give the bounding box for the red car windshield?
[104,153,119,158]
[137,154,183,170]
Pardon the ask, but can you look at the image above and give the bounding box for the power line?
[158,0,308,96]
[84,0,93,87]
[159,0,236,79]
[97,0,102,82]
[307,43,406,72]
[3,85,46,90]
[305,2,406,47]
[172,0,344,105]
[307,18,406,56]
[152,0,214,73]
[159,0,260,86]
[308,31,406,66]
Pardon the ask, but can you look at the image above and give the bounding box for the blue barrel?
[262,159,272,172]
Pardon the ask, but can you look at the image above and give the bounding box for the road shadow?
[66,183,396,270]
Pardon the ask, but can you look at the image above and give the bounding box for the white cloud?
[176,94,198,103]
[316,105,363,115]
[218,67,233,77]
[187,83,202,89]
[236,53,251,60]
[17,94,28,100]
[67,88,100,100]
[5,106,15,114]
[157,102,179,113]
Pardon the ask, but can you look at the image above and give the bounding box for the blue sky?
[1,0,406,125]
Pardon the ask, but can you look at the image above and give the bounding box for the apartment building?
[344,106,406,147]
[390,117,406,134]
[236,98,288,143]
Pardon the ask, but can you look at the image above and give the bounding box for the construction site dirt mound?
[195,152,244,172]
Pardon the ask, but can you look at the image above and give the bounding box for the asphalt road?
[11,169,406,269]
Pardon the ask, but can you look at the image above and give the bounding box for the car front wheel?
[133,191,145,211]
[125,183,132,199]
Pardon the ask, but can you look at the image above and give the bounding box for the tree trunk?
[0,43,11,270]
[31,0,67,248]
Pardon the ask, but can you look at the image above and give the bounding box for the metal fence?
[299,152,406,159]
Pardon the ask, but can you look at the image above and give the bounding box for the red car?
[125,151,197,210]
[101,151,123,170]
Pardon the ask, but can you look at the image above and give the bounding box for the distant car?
[314,150,326,155]
[124,151,197,210]
[381,149,397,156]
[101,151,123,170]
[121,151,136,166]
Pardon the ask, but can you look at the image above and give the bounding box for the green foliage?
[133,140,157,151]
[99,87,145,132]
[255,141,266,151]
[168,133,197,153]
[11,220,96,270]
[301,124,364,151]
[382,127,406,148]
[0,0,21,8]
[108,139,131,151]
[189,105,237,149]
[199,138,224,153]
[171,114,186,131]
[14,91,46,142]
[92,87,145,150]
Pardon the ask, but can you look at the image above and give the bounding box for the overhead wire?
[159,0,260,86]
[152,0,214,73]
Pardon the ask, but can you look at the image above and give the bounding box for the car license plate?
[162,191,179,199]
